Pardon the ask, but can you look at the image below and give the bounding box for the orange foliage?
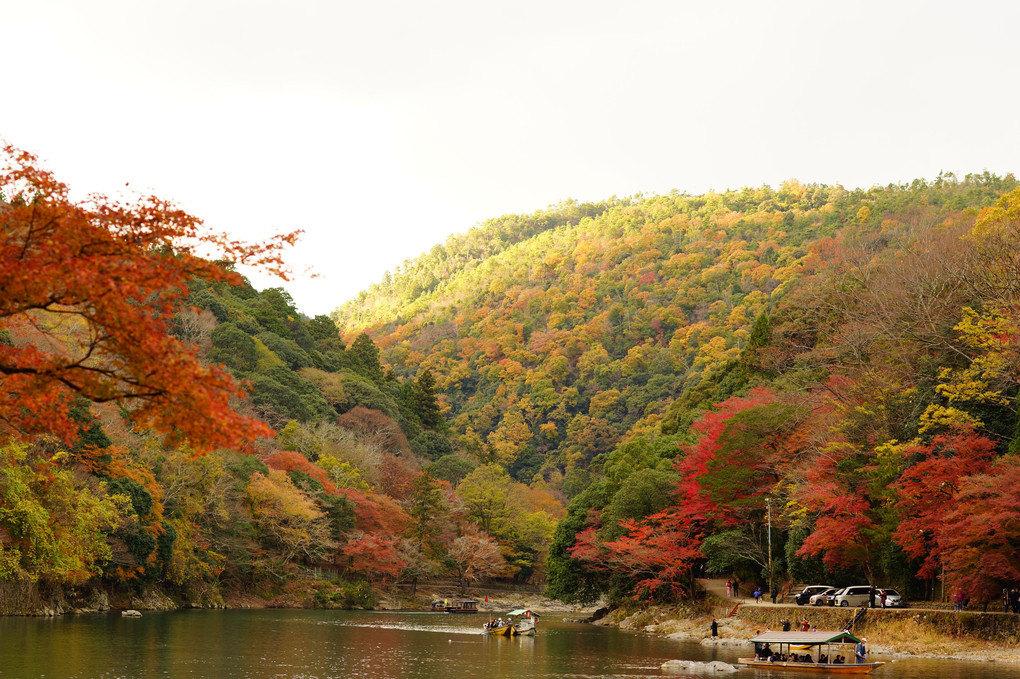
[340,488,411,535]
[265,451,337,494]
[0,144,298,450]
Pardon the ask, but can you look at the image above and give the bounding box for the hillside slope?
[333,174,1018,492]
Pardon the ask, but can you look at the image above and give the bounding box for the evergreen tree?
[412,369,444,429]
[346,333,385,382]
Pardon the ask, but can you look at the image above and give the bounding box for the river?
[1,609,1017,678]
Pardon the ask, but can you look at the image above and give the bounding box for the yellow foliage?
[918,405,982,434]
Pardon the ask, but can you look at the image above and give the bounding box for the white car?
[832,585,874,607]
[880,588,905,608]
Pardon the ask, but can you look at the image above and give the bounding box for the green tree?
[545,479,614,605]
[346,334,385,383]
[412,369,444,429]
[210,323,258,373]
[403,472,447,595]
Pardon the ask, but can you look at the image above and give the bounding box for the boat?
[738,631,885,674]
[507,608,540,636]
[437,599,479,613]
[484,609,540,636]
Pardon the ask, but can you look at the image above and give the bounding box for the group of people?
[483,618,508,630]
[728,578,780,604]
[755,646,862,664]
[1004,588,1020,614]
[752,636,868,665]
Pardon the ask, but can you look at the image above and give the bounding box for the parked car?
[795,585,835,606]
[832,585,875,607]
[809,587,839,606]
[822,587,845,606]
[880,588,906,608]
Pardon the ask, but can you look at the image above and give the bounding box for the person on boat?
[855,638,867,663]
[834,655,844,664]
[759,643,772,660]
[819,654,828,664]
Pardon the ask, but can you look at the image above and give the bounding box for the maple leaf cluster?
[0,143,299,450]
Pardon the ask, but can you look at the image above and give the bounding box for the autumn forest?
[2,143,1019,613]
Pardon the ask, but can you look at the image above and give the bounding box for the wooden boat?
[486,621,517,636]
[484,609,540,636]
[441,599,479,613]
[507,608,539,636]
[738,631,885,674]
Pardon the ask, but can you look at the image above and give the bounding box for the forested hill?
[338,198,622,326]
[332,174,1019,488]
[4,142,1019,614]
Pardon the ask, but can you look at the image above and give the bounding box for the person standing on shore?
[711,618,719,637]
[771,586,778,604]
[726,579,733,597]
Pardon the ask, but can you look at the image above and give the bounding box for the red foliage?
[337,407,410,455]
[0,143,298,450]
[376,453,420,500]
[570,507,703,601]
[892,429,996,579]
[674,387,779,526]
[340,531,405,579]
[264,451,337,495]
[340,488,411,536]
[796,481,879,570]
[940,457,1020,601]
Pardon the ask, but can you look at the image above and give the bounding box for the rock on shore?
[662,660,738,674]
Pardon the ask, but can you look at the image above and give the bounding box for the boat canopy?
[507,609,540,617]
[749,631,861,645]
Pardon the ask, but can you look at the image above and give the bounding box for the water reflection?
[0,610,1018,678]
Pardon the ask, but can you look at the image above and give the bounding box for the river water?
[1,609,1017,678]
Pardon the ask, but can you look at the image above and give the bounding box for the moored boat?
[738,631,884,674]
[441,599,479,613]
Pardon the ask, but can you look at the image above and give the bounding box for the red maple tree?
[892,428,996,579]
[940,456,1020,602]
[0,143,298,450]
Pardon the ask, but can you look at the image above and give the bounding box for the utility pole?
[766,498,773,594]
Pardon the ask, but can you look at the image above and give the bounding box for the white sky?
[4,0,1019,316]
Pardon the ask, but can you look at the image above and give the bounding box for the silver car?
[809,587,839,606]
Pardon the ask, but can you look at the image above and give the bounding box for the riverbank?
[594,601,1020,664]
[0,575,589,617]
